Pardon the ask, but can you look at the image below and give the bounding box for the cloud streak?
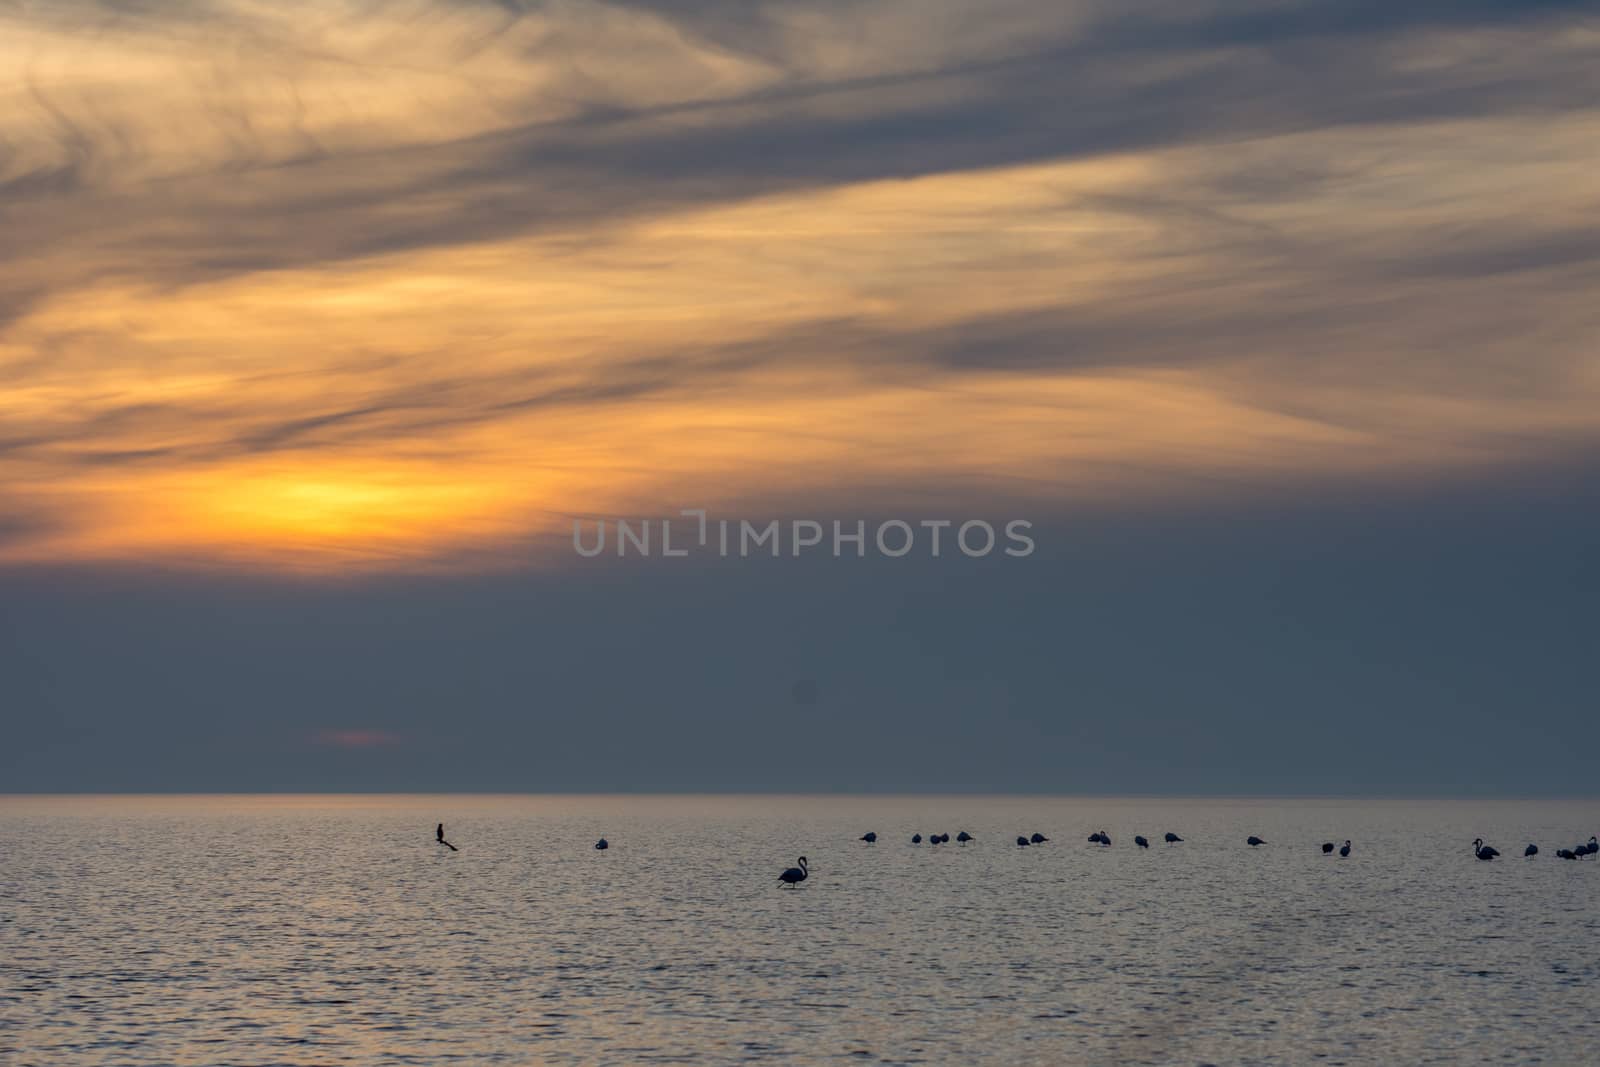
[1,0,1597,569]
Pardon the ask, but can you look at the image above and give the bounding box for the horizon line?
[5,790,1598,801]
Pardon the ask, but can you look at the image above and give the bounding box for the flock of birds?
[769,831,1600,887]
[433,824,1599,886]
[1482,836,1600,861]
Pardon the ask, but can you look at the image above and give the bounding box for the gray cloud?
[1,0,1596,302]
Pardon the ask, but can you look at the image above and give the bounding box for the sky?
[1,0,1597,793]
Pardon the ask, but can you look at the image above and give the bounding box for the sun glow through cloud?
[1,1,1598,571]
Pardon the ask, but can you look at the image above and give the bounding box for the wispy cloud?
[1,1,1597,569]
[311,729,404,749]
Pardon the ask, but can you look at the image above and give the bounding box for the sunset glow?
[3,2,1597,571]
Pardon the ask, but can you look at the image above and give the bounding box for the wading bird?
[1031,832,1049,844]
[1134,835,1149,849]
[1557,848,1578,860]
[1247,836,1267,847]
[1524,844,1538,857]
[594,838,609,850]
[1164,833,1183,844]
[860,832,877,844]
[436,824,458,852]
[1322,842,1335,854]
[912,834,922,844]
[778,856,809,887]
[956,832,973,843]
[1339,840,1352,858]
[1016,836,1030,847]
[1473,838,1499,861]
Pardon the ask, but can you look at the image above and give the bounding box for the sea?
[2,794,1597,1065]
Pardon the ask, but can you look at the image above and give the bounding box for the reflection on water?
[3,795,1598,1065]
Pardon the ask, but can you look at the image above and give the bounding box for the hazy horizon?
[3,0,1598,796]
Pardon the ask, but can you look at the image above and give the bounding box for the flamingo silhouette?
[778,857,810,887]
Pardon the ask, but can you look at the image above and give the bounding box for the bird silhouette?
[1473,838,1499,861]
[594,838,609,851]
[1016,836,1030,847]
[778,856,809,887]
[1583,836,1598,857]
[1164,832,1183,844]
[435,823,458,852]
[912,834,922,844]
[956,831,973,843]
[1524,843,1539,857]
[1247,836,1267,847]
[860,832,877,844]
[1339,840,1351,858]
[1087,832,1108,845]
[1556,848,1578,860]
[1134,835,1149,849]
[1030,832,1049,844]
[1322,842,1335,854]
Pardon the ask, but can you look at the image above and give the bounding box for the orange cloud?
[2,2,1597,572]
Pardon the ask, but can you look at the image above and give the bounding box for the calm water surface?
[3,795,1597,1065]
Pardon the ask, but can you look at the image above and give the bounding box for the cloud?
[0,1,1597,569]
[311,729,404,749]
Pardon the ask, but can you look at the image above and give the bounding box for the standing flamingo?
[778,857,810,887]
